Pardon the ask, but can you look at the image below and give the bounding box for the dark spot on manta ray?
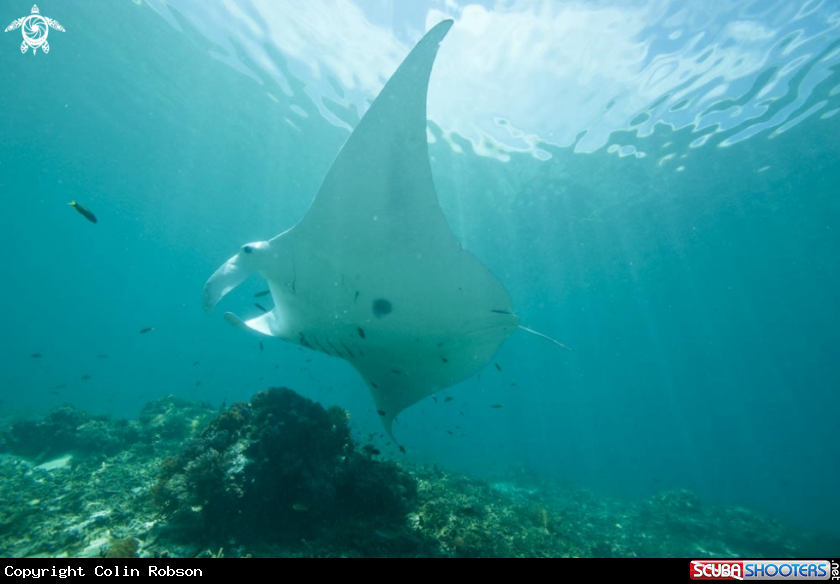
[372,298,393,317]
[242,245,253,254]
[357,327,366,339]
[377,409,387,417]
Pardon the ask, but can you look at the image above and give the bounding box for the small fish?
[490,404,504,409]
[30,353,42,358]
[446,430,454,435]
[254,303,268,312]
[80,375,91,381]
[363,444,381,456]
[68,201,97,224]
[357,327,366,339]
[291,503,309,512]
[97,354,108,359]
[444,397,454,403]
[139,327,154,334]
[259,341,264,351]
[432,396,437,403]
[254,290,271,298]
[193,361,200,366]
[494,363,502,372]
[377,409,387,417]
[398,445,406,454]
[195,381,201,387]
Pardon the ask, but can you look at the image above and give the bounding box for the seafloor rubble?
[0,389,835,558]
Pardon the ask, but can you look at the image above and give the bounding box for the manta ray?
[204,20,566,438]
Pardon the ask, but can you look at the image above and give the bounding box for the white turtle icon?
[4,4,64,55]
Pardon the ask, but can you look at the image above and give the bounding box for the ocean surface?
[1,0,838,552]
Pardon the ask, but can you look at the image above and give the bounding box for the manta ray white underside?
[204,20,562,438]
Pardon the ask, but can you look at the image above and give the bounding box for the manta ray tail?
[518,325,572,351]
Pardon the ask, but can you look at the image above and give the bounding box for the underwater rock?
[152,387,417,542]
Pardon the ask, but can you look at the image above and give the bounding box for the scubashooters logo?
[691,560,834,580]
[4,5,65,54]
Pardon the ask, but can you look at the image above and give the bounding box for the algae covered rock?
[152,387,417,541]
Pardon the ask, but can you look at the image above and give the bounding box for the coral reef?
[0,405,137,460]
[0,390,836,558]
[0,396,217,463]
[152,387,417,543]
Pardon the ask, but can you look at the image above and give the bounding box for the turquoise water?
[1,0,838,542]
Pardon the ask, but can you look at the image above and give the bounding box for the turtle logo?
[5,5,64,55]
